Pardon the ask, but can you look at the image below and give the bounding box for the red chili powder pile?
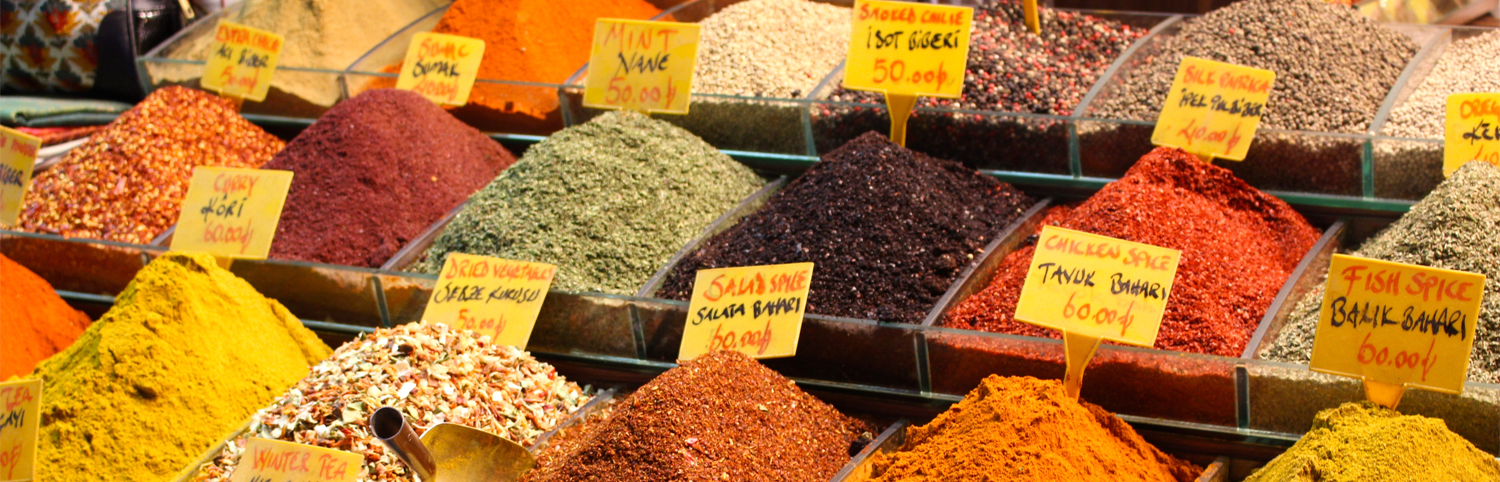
[941,147,1319,356]
[1,253,91,379]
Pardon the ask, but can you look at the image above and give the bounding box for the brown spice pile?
[523,351,874,482]
[19,86,283,244]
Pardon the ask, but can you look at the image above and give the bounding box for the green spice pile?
[192,322,590,482]
[1245,402,1500,482]
[415,111,762,295]
[1261,161,1500,383]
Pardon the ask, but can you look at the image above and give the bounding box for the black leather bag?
[91,0,185,102]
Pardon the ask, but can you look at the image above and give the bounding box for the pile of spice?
[191,322,590,482]
[0,253,91,380]
[1262,161,1500,383]
[942,147,1320,356]
[659,132,1035,324]
[1084,0,1416,193]
[814,0,1145,172]
[858,376,1199,482]
[522,351,874,482]
[414,111,762,295]
[18,86,284,245]
[158,0,446,115]
[31,252,332,482]
[266,89,515,268]
[1245,402,1500,482]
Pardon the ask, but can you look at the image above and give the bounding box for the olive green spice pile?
[415,111,762,294]
[1245,402,1500,482]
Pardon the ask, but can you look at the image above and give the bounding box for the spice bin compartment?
[0,230,157,296]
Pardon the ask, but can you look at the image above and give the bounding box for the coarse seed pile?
[521,351,875,482]
[1261,161,1500,383]
[693,0,849,98]
[18,87,284,245]
[1091,0,1415,133]
[1385,30,1500,139]
[658,132,1035,324]
[414,111,762,295]
[942,147,1320,356]
[191,322,591,482]
[1244,402,1500,482]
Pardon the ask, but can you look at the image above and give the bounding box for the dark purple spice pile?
[266,89,516,268]
[657,132,1035,324]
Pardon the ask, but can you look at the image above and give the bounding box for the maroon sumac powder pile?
[266,89,516,267]
[521,351,874,482]
[658,132,1035,323]
[941,147,1319,356]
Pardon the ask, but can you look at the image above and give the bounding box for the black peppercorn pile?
[658,132,1035,324]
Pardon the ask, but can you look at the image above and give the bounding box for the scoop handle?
[370,406,438,481]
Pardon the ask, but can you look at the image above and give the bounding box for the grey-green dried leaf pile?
[1260,162,1500,383]
[415,111,763,294]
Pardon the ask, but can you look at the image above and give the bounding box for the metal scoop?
[370,406,536,482]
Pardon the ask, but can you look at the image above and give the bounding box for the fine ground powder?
[266,89,516,268]
[31,253,332,482]
[1245,402,1500,482]
[0,253,91,380]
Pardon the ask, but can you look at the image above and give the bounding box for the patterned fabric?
[2,0,111,93]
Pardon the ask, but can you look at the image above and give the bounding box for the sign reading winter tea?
[202,21,283,102]
[583,19,700,114]
[0,380,40,482]
[0,127,40,227]
[679,263,814,361]
[422,253,556,348]
[844,0,972,146]
[171,167,293,259]
[1152,57,1274,162]
[1444,93,1500,177]
[228,438,362,482]
[396,32,485,106]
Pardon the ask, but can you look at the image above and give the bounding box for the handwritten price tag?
[679,263,814,361]
[202,21,283,102]
[1310,255,1484,408]
[229,438,361,482]
[843,0,972,146]
[422,253,556,348]
[170,167,292,259]
[396,33,485,106]
[1013,226,1180,398]
[1444,93,1500,177]
[0,127,41,227]
[1151,57,1274,162]
[583,19,699,114]
[0,380,40,482]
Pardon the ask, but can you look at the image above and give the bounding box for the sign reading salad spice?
[228,438,362,482]
[422,253,557,348]
[679,263,814,361]
[583,19,700,114]
[171,167,293,259]
[1013,226,1180,399]
[396,32,485,106]
[1151,57,1274,162]
[1444,93,1500,177]
[202,21,284,102]
[1310,254,1484,409]
[843,0,972,146]
[0,127,41,227]
[0,380,40,482]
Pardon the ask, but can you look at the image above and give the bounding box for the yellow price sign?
[202,21,283,102]
[1443,93,1500,177]
[679,263,814,361]
[0,127,41,227]
[0,380,40,482]
[422,253,556,348]
[1013,226,1180,398]
[229,438,362,482]
[1310,255,1484,409]
[843,0,972,146]
[1151,57,1274,162]
[395,33,485,106]
[583,19,699,114]
[171,167,293,259]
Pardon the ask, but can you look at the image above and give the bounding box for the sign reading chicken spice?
[0,127,40,227]
[228,438,361,482]
[1151,57,1274,162]
[1310,254,1484,409]
[171,166,293,259]
[0,380,40,482]
[843,0,972,145]
[1445,93,1500,177]
[422,253,556,348]
[583,19,700,114]
[396,33,485,106]
[202,21,284,102]
[680,263,814,361]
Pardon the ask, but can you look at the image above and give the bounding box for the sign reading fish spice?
[0,127,40,227]
[422,253,556,348]
[171,166,293,259]
[0,380,40,482]
[1151,57,1274,162]
[843,0,972,146]
[1311,254,1484,409]
[202,21,283,102]
[679,263,814,361]
[228,438,361,482]
[1444,93,1500,177]
[584,19,700,114]
[396,32,485,106]
[1013,226,1180,398]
